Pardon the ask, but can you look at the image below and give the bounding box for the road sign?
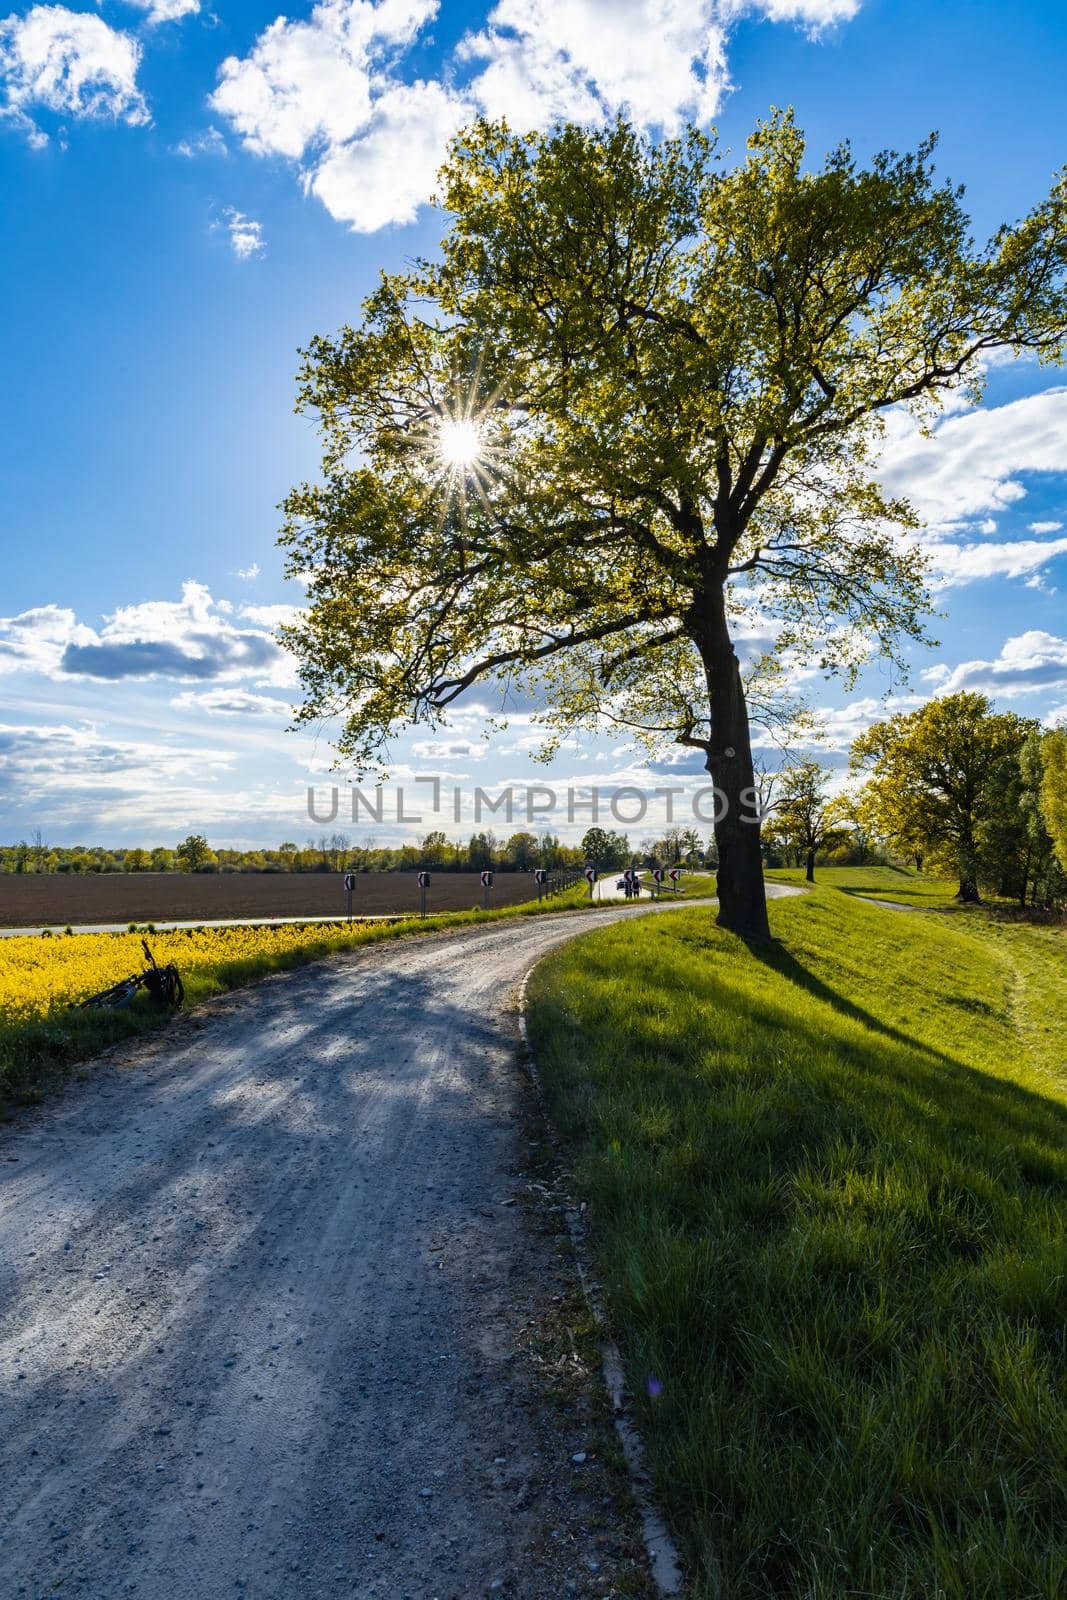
[584,866,596,882]
[480,869,494,886]
[533,869,547,883]
[417,871,431,887]
[652,867,665,883]
[417,869,430,917]
[344,873,356,892]
[668,867,681,888]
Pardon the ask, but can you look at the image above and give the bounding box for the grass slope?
[767,863,961,907]
[526,875,1066,1600]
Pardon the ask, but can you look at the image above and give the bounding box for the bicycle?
[75,939,184,1012]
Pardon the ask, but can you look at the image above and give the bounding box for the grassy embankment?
[526,869,1066,1600]
[0,875,716,1097]
[766,861,961,907]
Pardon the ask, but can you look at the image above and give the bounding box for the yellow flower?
[0,922,373,1023]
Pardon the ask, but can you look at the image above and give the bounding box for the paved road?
[591,872,710,904]
[0,890,797,1599]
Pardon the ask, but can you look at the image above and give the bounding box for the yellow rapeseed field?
[0,922,375,1025]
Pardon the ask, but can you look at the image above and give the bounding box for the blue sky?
[1,0,1066,848]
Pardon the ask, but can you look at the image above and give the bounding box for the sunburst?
[437,417,484,471]
[419,389,509,531]
[391,342,522,531]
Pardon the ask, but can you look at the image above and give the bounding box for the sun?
[437,417,483,470]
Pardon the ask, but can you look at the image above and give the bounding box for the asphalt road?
[0,890,797,1599]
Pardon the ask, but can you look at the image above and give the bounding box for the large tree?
[281,113,1067,940]
[850,693,1032,902]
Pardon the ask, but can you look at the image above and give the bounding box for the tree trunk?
[957,840,981,903]
[1019,846,1032,909]
[805,848,815,883]
[698,587,771,943]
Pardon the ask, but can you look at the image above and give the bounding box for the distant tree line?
[0,824,717,877]
[0,830,574,876]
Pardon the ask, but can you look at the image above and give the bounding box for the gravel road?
[0,892,796,1599]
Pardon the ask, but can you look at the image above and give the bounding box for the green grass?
[526,873,1067,1599]
[767,862,960,908]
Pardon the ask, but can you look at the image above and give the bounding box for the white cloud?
[925,536,1067,589]
[739,0,859,26]
[211,0,439,159]
[174,124,226,157]
[923,633,1067,699]
[460,0,729,133]
[0,720,234,791]
[310,78,469,230]
[805,693,925,752]
[121,0,199,25]
[878,388,1067,527]
[1029,520,1064,534]
[0,604,94,675]
[222,206,265,258]
[0,4,148,144]
[0,581,296,684]
[409,737,487,760]
[210,0,864,232]
[170,688,291,717]
[235,561,261,580]
[239,602,305,627]
[211,0,467,230]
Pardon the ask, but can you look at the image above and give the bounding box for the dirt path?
[0,892,797,1599]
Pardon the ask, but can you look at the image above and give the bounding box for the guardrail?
[543,868,583,897]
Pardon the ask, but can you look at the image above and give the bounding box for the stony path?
[0,892,796,1599]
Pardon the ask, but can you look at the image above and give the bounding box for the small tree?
[770,761,846,883]
[280,113,1067,941]
[466,830,496,869]
[679,827,703,864]
[124,848,150,872]
[580,827,629,870]
[176,834,212,873]
[505,830,539,870]
[420,830,450,866]
[580,827,613,867]
[328,831,351,869]
[835,791,876,867]
[851,694,1030,902]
